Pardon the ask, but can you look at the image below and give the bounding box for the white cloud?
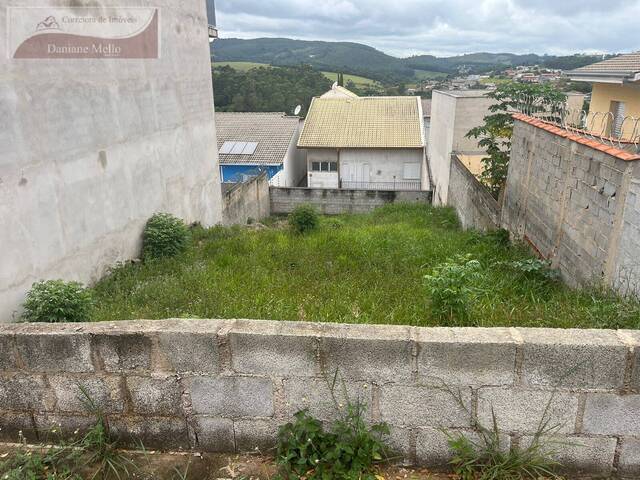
[215,0,640,57]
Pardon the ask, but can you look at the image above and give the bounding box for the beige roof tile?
[570,52,640,76]
[298,96,424,149]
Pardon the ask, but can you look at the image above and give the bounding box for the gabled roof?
[298,96,424,149]
[215,112,300,165]
[568,52,640,84]
[320,85,359,99]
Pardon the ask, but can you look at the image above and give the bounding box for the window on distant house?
[403,163,421,180]
[311,162,338,172]
[609,101,626,138]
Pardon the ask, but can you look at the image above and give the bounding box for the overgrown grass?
[91,204,640,329]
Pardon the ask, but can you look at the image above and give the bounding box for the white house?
[298,95,427,190]
[216,112,306,187]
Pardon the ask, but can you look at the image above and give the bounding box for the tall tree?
[467,82,566,199]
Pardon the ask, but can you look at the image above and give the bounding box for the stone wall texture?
[0,0,223,322]
[503,118,640,294]
[222,173,271,225]
[2,319,640,477]
[448,155,500,231]
[270,187,432,215]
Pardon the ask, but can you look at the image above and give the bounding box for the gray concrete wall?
[448,155,500,231]
[1,319,640,477]
[0,0,222,322]
[503,118,640,293]
[270,187,432,215]
[222,173,270,225]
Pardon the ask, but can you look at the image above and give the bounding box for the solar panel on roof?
[242,142,258,154]
[219,141,235,154]
[230,142,247,154]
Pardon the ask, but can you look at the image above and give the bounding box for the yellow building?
[568,52,640,140]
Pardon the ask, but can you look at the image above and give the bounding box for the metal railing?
[513,96,640,153]
[340,180,422,191]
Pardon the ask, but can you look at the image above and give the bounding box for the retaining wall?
[447,155,500,231]
[270,187,432,215]
[2,319,640,477]
[504,116,640,294]
[222,173,271,225]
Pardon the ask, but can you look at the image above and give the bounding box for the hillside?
[212,38,610,83]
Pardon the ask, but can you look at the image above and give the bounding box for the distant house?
[320,84,359,99]
[298,95,427,190]
[568,52,640,139]
[421,98,432,148]
[215,112,306,187]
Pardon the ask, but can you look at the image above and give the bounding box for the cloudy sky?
[216,0,640,57]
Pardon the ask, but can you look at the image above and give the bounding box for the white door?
[360,163,370,183]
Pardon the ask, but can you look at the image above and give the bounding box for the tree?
[466,82,566,199]
[337,72,344,87]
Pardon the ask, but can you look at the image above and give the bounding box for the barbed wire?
[512,95,640,153]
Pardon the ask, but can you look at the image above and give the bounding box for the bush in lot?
[288,204,319,234]
[142,213,190,260]
[23,280,93,323]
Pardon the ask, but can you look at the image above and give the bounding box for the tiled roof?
[321,85,359,99]
[569,52,640,78]
[215,112,300,165]
[298,96,424,149]
[513,113,640,162]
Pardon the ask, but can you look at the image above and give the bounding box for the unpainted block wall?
[2,319,640,477]
[0,1,222,322]
[503,119,640,292]
[222,173,270,225]
[447,155,500,231]
[270,187,432,215]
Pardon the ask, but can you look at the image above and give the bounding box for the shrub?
[424,254,482,322]
[142,213,190,260]
[23,280,93,323]
[288,204,319,234]
[500,258,560,282]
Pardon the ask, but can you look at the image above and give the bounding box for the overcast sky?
[216,0,640,57]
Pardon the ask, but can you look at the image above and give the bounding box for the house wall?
[222,173,270,225]
[427,91,494,205]
[2,319,640,477]
[306,149,339,188]
[589,82,640,138]
[503,117,640,294]
[280,119,307,187]
[0,0,222,323]
[270,187,431,215]
[340,149,424,187]
[448,155,500,231]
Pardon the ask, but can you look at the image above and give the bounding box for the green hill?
[212,38,611,83]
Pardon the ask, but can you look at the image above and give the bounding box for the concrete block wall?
[503,118,640,293]
[270,187,432,215]
[447,155,500,231]
[2,319,640,477]
[222,173,271,225]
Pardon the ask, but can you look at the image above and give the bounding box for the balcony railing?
[340,180,422,191]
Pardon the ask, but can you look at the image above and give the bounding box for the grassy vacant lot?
[92,204,640,329]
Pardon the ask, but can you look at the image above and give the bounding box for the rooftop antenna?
[294,105,302,116]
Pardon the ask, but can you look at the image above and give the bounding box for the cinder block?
[158,332,219,373]
[0,334,16,371]
[386,426,412,465]
[193,417,235,452]
[234,419,281,453]
[109,415,190,450]
[416,328,516,386]
[284,378,372,422]
[415,427,509,467]
[320,324,413,383]
[520,435,616,476]
[50,375,123,413]
[229,325,318,376]
[126,375,183,415]
[518,329,627,389]
[477,388,578,434]
[619,438,640,478]
[0,411,39,442]
[187,376,273,418]
[379,385,471,428]
[92,333,152,372]
[0,374,53,411]
[34,413,98,440]
[16,334,93,373]
[618,331,640,392]
[583,394,640,435]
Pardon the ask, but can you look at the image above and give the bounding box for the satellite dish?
[332,81,338,89]
[294,105,302,116]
